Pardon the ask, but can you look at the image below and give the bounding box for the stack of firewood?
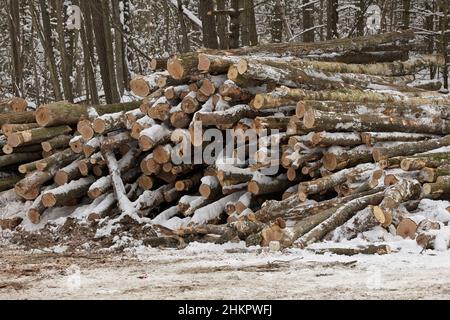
[1,30,450,252]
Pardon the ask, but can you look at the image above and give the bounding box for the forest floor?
[1,241,450,300]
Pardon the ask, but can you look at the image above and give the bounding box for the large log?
[0,111,36,126]
[297,163,376,201]
[252,88,400,110]
[304,109,450,134]
[42,177,95,208]
[373,135,450,162]
[291,54,444,76]
[35,101,141,127]
[7,126,72,148]
[0,152,41,168]
[202,30,415,57]
[323,146,373,171]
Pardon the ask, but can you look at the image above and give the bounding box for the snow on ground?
[1,239,450,299]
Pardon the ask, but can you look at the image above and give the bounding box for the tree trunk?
[200,0,219,49]
[302,0,314,42]
[326,0,338,40]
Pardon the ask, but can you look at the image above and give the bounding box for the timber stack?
[1,30,450,253]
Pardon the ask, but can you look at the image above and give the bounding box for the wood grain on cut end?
[130,77,150,97]
[396,218,418,239]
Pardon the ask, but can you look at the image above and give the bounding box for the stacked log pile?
[2,30,450,252]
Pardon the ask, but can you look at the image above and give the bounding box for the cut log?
[371,179,422,227]
[2,123,39,136]
[203,29,415,57]
[420,165,450,183]
[304,109,450,134]
[197,54,239,74]
[372,136,450,162]
[310,132,362,147]
[361,132,439,146]
[298,163,376,201]
[190,191,246,225]
[93,112,125,134]
[129,74,160,97]
[69,136,84,154]
[7,125,72,148]
[0,111,36,126]
[297,191,385,248]
[423,176,450,197]
[323,146,373,171]
[139,124,171,151]
[2,144,42,156]
[42,177,95,208]
[248,174,294,195]
[167,53,199,80]
[36,148,77,171]
[0,152,41,168]
[35,101,140,127]
[41,135,72,152]
[0,175,23,192]
[252,88,400,110]
[54,159,84,186]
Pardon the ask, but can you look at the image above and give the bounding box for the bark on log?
[304,109,450,134]
[41,135,72,152]
[2,123,39,136]
[298,163,376,201]
[311,245,392,256]
[423,176,450,197]
[297,191,385,248]
[42,177,95,208]
[54,159,84,186]
[372,136,450,162]
[35,101,141,127]
[420,165,450,183]
[252,88,399,110]
[36,148,77,171]
[361,132,439,146]
[0,152,41,168]
[0,175,22,192]
[0,111,35,126]
[323,146,373,171]
[202,29,415,57]
[7,126,72,148]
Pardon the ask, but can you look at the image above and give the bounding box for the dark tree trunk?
[8,0,23,97]
[302,0,314,42]
[200,0,219,49]
[326,0,339,40]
